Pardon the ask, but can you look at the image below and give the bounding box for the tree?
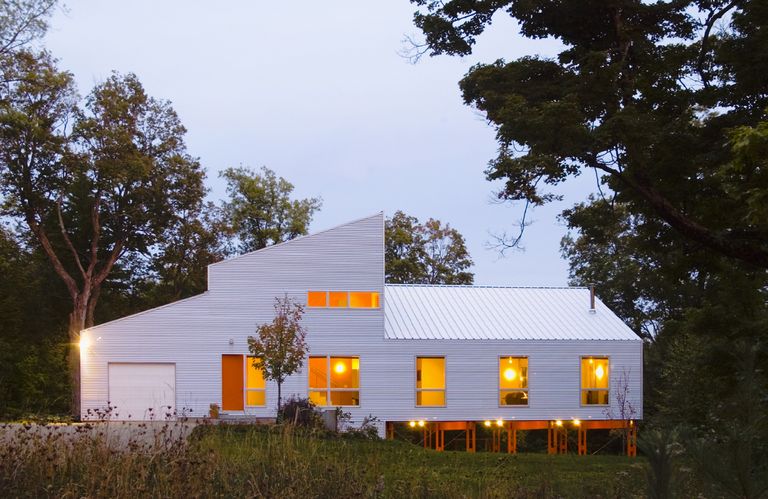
[0,54,206,415]
[220,166,321,254]
[247,295,308,413]
[409,0,768,268]
[0,0,57,59]
[385,210,473,284]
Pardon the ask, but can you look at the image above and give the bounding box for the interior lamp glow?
[503,368,516,381]
[334,362,346,374]
[595,365,605,380]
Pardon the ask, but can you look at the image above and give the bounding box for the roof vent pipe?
[589,285,596,314]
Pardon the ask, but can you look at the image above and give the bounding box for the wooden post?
[386,421,394,440]
[577,426,587,455]
[466,422,476,453]
[547,423,557,455]
[559,427,568,454]
[507,423,517,454]
[627,424,637,457]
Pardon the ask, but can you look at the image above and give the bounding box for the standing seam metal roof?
[383,285,640,341]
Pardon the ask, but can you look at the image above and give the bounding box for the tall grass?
[1,421,662,498]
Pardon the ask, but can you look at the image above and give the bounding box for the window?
[350,292,380,308]
[309,356,360,406]
[499,356,528,406]
[221,354,267,410]
[416,357,445,406]
[581,356,609,405]
[246,356,266,406]
[307,291,327,307]
[307,291,380,309]
[329,292,348,308]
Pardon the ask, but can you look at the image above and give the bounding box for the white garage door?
[108,363,176,420]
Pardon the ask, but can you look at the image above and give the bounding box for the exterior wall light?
[484,420,492,427]
[417,420,425,427]
[572,419,581,426]
[496,419,503,427]
[409,421,416,428]
[555,420,563,427]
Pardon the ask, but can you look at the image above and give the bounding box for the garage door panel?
[108,363,176,421]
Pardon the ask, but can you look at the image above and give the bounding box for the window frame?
[580,355,610,407]
[414,355,447,408]
[498,355,530,408]
[305,291,381,309]
[244,355,267,408]
[308,355,361,407]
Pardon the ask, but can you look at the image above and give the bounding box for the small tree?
[247,295,308,413]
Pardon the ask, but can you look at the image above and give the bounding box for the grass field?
[0,422,704,498]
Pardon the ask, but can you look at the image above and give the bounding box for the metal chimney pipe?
[589,285,596,314]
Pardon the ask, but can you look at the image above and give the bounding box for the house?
[80,213,643,454]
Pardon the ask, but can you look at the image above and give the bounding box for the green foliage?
[220,166,321,254]
[637,427,683,499]
[278,396,323,428]
[248,295,308,411]
[385,210,473,284]
[411,0,768,267]
[0,0,57,57]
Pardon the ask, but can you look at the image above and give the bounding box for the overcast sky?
[45,1,598,286]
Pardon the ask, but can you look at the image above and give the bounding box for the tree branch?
[56,195,87,280]
[25,211,79,300]
[696,0,741,89]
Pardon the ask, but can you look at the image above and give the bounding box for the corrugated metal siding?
[80,212,643,427]
[384,285,641,341]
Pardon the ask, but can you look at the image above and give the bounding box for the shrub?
[277,396,322,428]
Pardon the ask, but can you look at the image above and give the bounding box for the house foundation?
[388,420,637,457]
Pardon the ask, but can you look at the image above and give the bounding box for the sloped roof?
[384,285,640,341]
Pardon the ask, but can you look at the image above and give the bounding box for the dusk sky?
[45,1,599,286]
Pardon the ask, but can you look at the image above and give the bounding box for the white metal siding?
[81,212,643,428]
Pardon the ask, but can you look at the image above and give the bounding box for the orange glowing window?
[307,291,327,307]
[416,357,446,407]
[499,356,528,406]
[581,357,609,405]
[329,292,348,308]
[349,292,380,308]
[309,355,360,406]
[246,356,266,406]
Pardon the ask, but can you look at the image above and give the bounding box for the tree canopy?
[220,166,321,254]
[385,210,473,284]
[410,0,768,268]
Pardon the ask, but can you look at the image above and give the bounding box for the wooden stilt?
[507,424,517,454]
[559,427,568,454]
[577,426,587,455]
[386,422,394,440]
[626,424,637,457]
[547,424,557,455]
[466,422,476,453]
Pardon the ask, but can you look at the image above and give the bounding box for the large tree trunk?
[68,297,88,420]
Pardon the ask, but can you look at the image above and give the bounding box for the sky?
[44,1,598,286]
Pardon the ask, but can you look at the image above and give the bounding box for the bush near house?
[0,422,710,498]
